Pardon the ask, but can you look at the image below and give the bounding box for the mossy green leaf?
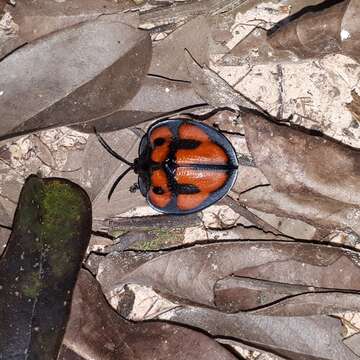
[0,175,91,359]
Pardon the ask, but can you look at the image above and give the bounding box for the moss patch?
[21,272,42,299]
[134,228,184,250]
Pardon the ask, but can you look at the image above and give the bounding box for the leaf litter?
[1,0,360,359]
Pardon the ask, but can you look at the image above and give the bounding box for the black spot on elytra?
[153,186,164,195]
[154,138,165,146]
[176,139,201,149]
[176,184,200,194]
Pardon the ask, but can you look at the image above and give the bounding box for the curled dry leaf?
[62,269,238,360]
[0,17,151,140]
[0,175,91,359]
[95,241,360,310]
[162,306,359,360]
[268,0,360,61]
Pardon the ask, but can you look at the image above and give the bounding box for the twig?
[93,214,201,234]
[221,195,285,236]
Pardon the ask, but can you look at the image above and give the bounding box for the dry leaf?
[95,241,360,309]
[162,306,359,360]
[237,185,360,235]
[185,50,266,113]
[0,175,91,359]
[148,15,210,81]
[250,291,360,316]
[268,0,360,61]
[0,17,151,140]
[0,0,136,59]
[242,113,360,206]
[344,333,360,357]
[76,75,205,133]
[62,270,238,360]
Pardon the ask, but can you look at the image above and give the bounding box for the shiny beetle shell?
[136,118,238,214]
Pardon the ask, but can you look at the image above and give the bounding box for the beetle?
[95,118,238,214]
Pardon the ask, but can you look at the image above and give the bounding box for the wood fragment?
[140,0,247,28]
[93,214,201,234]
[222,196,285,236]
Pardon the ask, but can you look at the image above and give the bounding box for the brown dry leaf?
[215,275,360,315]
[344,333,360,357]
[185,50,266,113]
[95,241,360,309]
[0,201,11,255]
[148,15,210,81]
[267,0,360,61]
[242,113,360,206]
[0,17,151,140]
[61,129,145,219]
[138,0,245,30]
[347,90,360,124]
[62,269,239,360]
[237,112,360,235]
[58,346,83,360]
[237,185,360,235]
[76,75,205,133]
[161,306,359,360]
[249,291,360,316]
[0,0,137,59]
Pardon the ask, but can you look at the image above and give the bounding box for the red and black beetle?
[96,118,238,214]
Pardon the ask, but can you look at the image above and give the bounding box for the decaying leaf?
[185,50,266,113]
[235,112,360,235]
[0,0,137,59]
[95,241,360,310]
[347,90,360,124]
[62,269,239,360]
[62,128,146,219]
[344,333,360,357]
[0,1,5,13]
[75,75,205,133]
[214,275,360,315]
[0,201,11,255]
[237,185,360,235]
[249,291,360,317]
[268,0,360,61]
[216,276,332,313]
[148,15,210,81]
[0,17,151,140]
[161,306,359,360]
[0,175,91,359]
[139,0,246,29]
[242,113,360,206]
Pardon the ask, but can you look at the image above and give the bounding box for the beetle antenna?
[94,127,134,167]
[108,167,133,200]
